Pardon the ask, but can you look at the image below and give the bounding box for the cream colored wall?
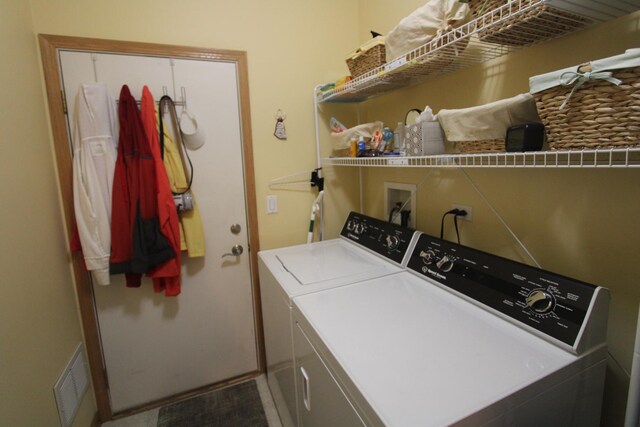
[3,0,359,423]
[358,0,427,42]
[29,0,360,250]
[330,4,639,426]
[0,0,95,425]
[15,0,638,424]
[22,0,360,421]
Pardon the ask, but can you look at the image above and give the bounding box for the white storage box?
[403,121,445,156]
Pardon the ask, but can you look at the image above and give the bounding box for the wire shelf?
[321,148,640,169]
[316,0,623,104]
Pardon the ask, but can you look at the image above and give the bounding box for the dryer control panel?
[340,212,416,265]
[407,233,602,349]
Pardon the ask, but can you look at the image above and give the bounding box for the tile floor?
[103,375,283,427]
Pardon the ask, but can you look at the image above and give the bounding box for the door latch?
[221,244,244,258]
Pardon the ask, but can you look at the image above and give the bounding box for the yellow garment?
[162,123,206,257]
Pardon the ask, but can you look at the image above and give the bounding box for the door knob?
[230,224,241,234]
[222,244,244,258]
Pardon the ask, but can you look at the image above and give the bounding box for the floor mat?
[157,380,269,427]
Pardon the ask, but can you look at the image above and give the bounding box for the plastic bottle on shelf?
[349,137,358,157]
[379,127,393,153]
[357,136,366,157]
[394,122,405,151]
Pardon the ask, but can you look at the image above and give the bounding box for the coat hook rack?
[158,86,186,108]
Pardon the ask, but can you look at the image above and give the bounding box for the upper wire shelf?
[321,148,640,169]
[316,0,633,104]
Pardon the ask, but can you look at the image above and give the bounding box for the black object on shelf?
[505,123,545,152]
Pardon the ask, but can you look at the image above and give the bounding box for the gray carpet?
[157,380,268,427]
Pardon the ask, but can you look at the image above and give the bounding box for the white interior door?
[59,51,257,412]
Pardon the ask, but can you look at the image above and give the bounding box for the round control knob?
[420,250,436,265]
[436,255,454,272]
[354,223,365,235]
[385,235,400,250]
[346,220,355,231]
[526,290,555,314]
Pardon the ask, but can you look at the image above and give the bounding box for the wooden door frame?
[38,34,264,421]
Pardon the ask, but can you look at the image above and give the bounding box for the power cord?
[388,202,402,223]
[440,208,468,244]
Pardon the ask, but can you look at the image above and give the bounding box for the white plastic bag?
[385,0,471,61]
[331,121,384,150]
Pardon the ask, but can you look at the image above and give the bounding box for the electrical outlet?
[452,204,472,221]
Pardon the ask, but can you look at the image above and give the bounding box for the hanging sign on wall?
[274,109,287,140]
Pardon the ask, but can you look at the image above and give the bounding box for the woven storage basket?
[456,139,505,153]
[532,64,640,150]
[438,93,541,153]
[346,43,386,79]
[468,0,591,46]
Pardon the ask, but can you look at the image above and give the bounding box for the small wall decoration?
[274,109,287,140]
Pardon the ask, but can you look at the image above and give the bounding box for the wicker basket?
[456,139,505,153]
[533,65,640,150]
[468,0,591,46]
[438,93,540,153]
[346,43,386,79]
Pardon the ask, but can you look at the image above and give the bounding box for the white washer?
[292,232,610,427]
[258,212,419,426]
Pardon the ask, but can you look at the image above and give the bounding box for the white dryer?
[258,212,418,426]
[292,232,610,427]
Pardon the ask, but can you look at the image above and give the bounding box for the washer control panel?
[407,234,598,347]
[341,212,415,264]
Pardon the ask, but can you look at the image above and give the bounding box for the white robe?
[73,83,118,285]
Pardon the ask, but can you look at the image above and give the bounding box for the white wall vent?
[53,343,89,427]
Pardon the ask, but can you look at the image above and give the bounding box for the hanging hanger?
[181,87,188,110]
[269,168,323,191]
[91,53,99,82]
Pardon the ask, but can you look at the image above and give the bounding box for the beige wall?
[330,4,639,426]
[4,0,358,424]
[0,0,95,425]
[6,0,638,424]
[29,0,360,250]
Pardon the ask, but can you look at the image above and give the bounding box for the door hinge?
[61,90,68,115]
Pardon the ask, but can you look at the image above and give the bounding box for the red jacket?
[110,85,175,286]
[141,86,182,296]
